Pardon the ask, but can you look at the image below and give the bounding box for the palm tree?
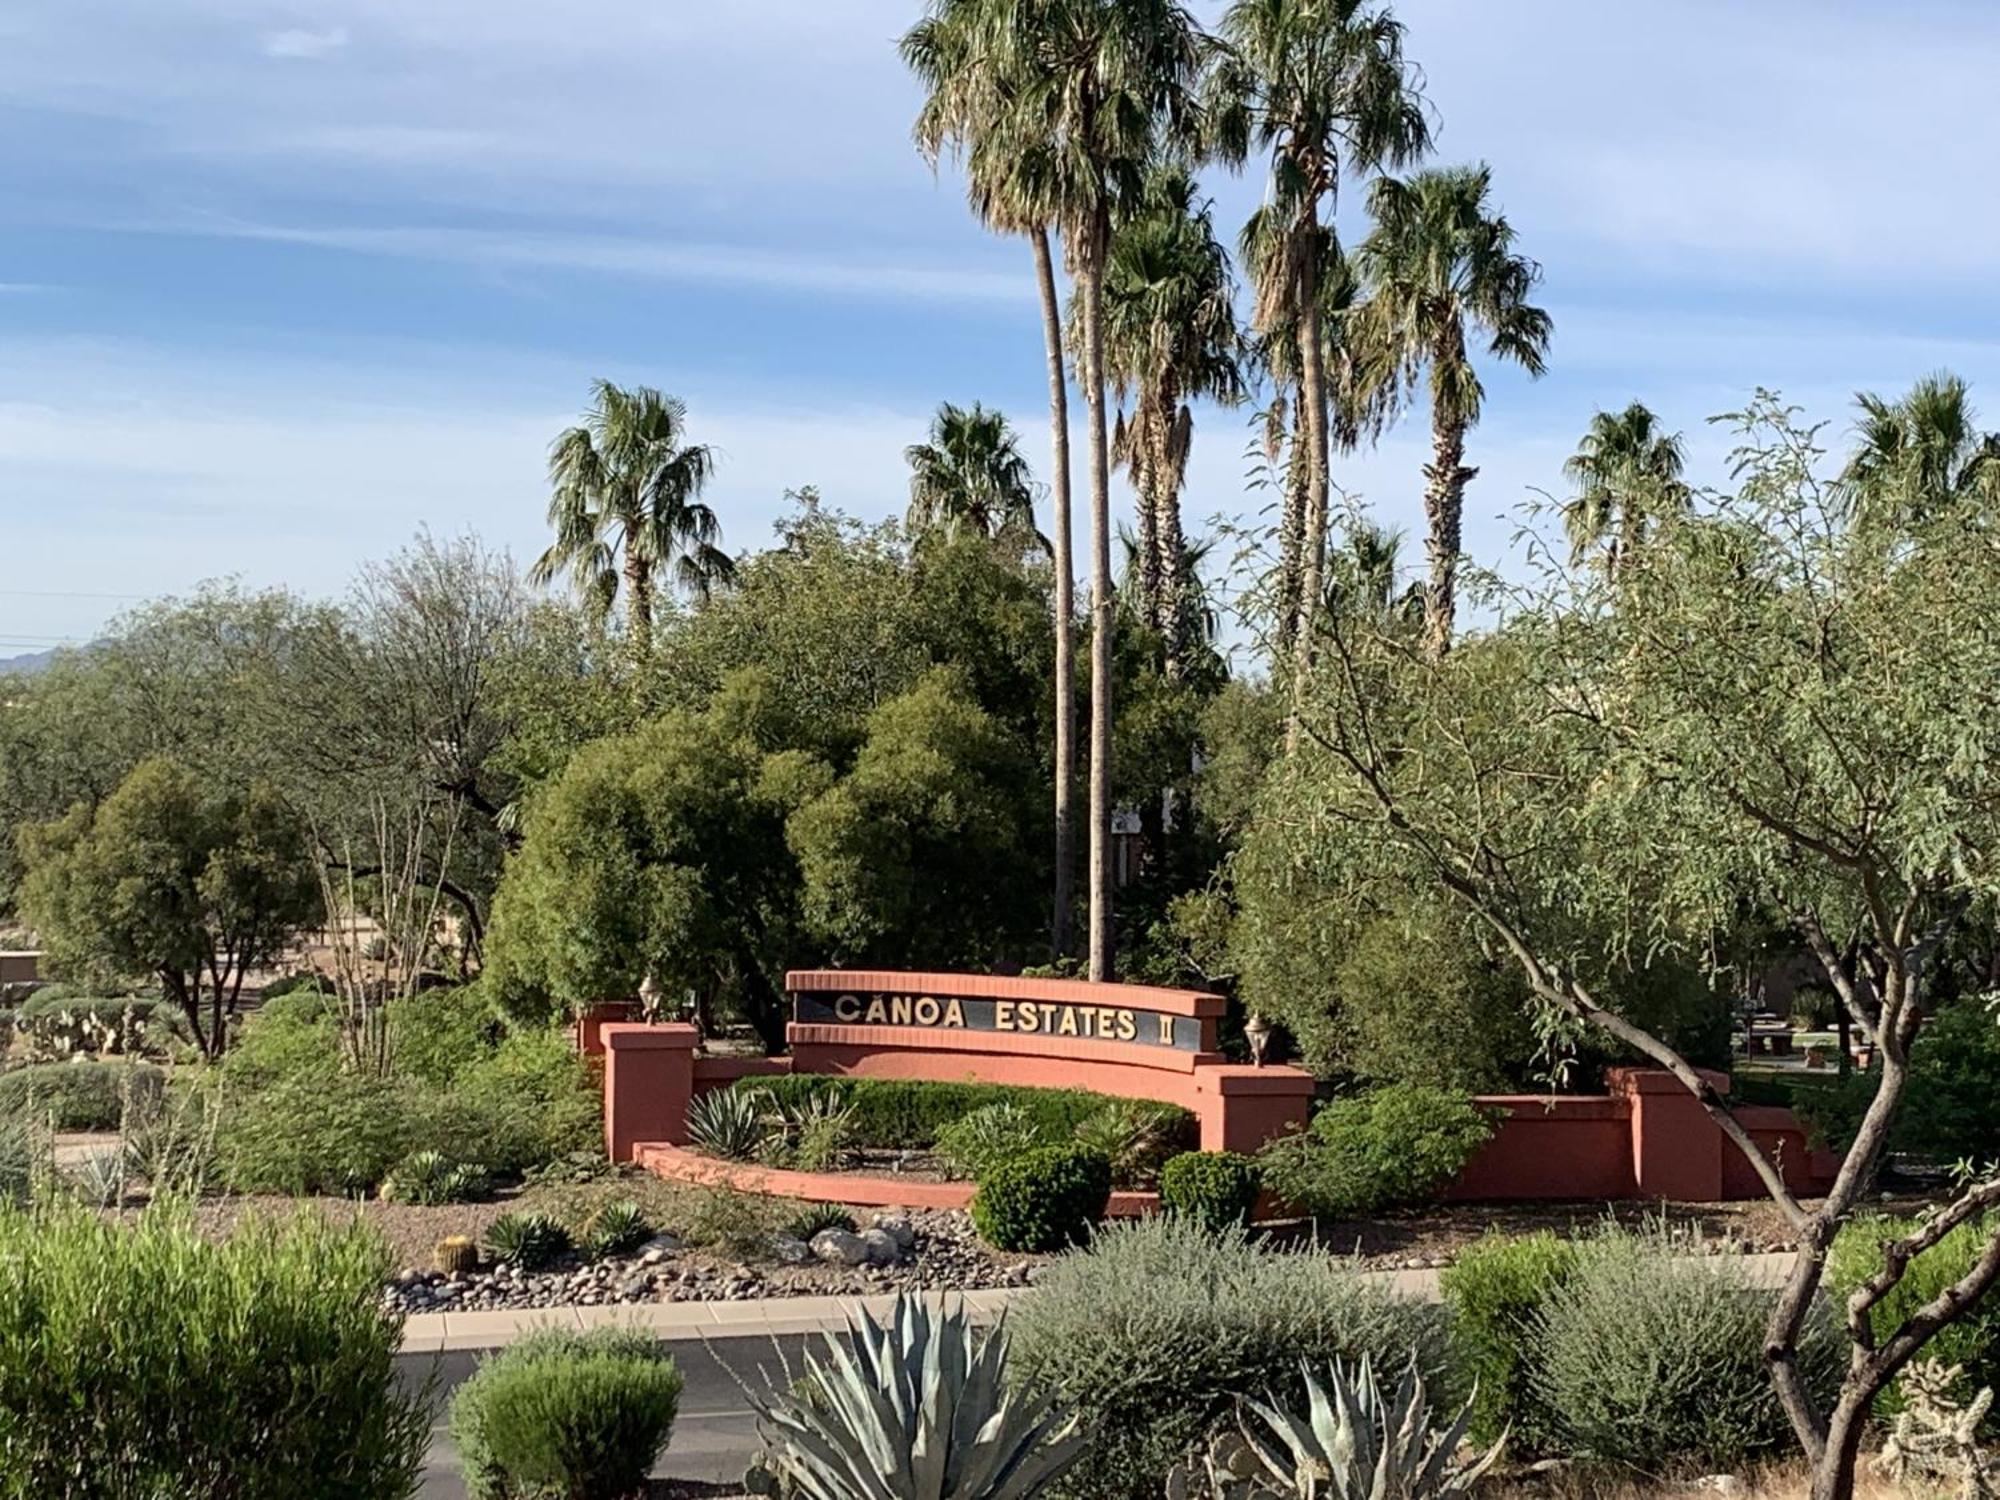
[1839,371,2000,528]
[986,0,1206,981]
[1562,401,1691,582]
[530,381,732,664]
[1209,0,1428,688]
[905,0,1081,960]
[1355,164,1551,657]
[1097,163,1244,677]
[905,401,1039,547]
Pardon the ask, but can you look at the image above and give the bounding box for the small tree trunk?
[1034,228,1078,963]
[1287,240,1331,745]
[1809,1392,1873,1500]
[1080,230,1116,983]
[1154,394,1190,681]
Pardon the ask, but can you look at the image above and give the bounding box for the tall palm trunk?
[1272,389,1308,664]
[623,546,654,665]
[1079,221,1116,983]
[1421,328,1475,659]
[1132,422,1162,627]
[1153,397,1191,680]
[1033,227,1077,961]
[1286,237,1331,745]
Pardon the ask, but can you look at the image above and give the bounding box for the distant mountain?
[0,647,60,677]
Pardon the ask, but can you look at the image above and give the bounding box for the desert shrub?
[676,1186,787,1258]
[379,1149,487,1206]
[388,984,501,1088]
[450,1326,682,1500]
[1157,1151,1259,1233]
[0,1199,427,1498]
[1439,1229,1579,1449]
[935,1102,1055,1181]
[1530,1225,1840,1471]
[0,1059,163,1132]
[218,1066,412,1196]
[1008,1215,1455,1500]
[439,1027,600,1174]
[783,1202,856,1241]
[970,1144,1111,1252]
[732,1074,1193,1153]
[1256,1084,1492,1216]
[749,1087,855,1172]
[0,1121,31,1203]
[580,1200,653,1260]
[259,972,333,1002]
[1828,1210,2000,1417]
[223,991,342,1091]
[485,1211,573,1270]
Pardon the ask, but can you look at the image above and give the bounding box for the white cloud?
[155,217,1032,304]
[261,26,348,60]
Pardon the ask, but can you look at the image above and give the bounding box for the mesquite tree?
[1262,391,2000,1500]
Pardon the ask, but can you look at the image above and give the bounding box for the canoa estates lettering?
[795,990,1201,1051]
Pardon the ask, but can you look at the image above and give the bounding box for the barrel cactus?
[745,1294,1081,1500]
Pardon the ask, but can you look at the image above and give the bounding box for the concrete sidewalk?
[398,1251,1800,1353]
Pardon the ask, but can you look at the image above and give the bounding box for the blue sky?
[4,0,1999,653]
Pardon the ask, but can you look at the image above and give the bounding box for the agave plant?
[1167,1356,1502,1500]
[582,1198,653,1259]
[687,1089,770,1161]
[745,1295,1082,1500]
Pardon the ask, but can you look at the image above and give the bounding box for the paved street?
[402,1332,810,1497]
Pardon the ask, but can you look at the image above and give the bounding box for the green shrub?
[1256,1084,1492,1216]
[218,1066,413,1196]
[732,1075,1194,1153]
[0,1120,31,1203]
[450,1327,682,1500]
[1828,1211,2000,1417]
[1530,1226,1840,1471]
[1439,1230,1578,1449]
[1009,1215,1454,1500]
[443,1027,601,1174]
[970,1144,1111,1252]
[0,1059,163,1132]
[0,1200,427,1497]
[486,1211,573,1270]
[1157,1151,1259,1233]
[935,1102,1055,1181]
[388,984,500,1088]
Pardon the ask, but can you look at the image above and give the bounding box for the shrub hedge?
[450,1327,682,1500]
[728,1074,1193,1153]
[1439,1229,1578,1449]
[1157,1151,1260,1233]
[970,1144,1111,1252]
[0,1060,164,1131]
[1256,1083,1492,1216]
[1008,1215,1454,1500]
[0,1200,428,1497]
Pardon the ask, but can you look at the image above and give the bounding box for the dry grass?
[1480,1456,1922,1499]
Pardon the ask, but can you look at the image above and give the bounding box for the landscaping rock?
[858,1228,904,1265]
[771,1236,811,1266]
[810,1228,869,1266]
[869,1211,917,1251]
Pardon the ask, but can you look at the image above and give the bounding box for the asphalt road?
[400,1333,812,1498]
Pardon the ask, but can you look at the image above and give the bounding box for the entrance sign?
[792,989,1206,1051]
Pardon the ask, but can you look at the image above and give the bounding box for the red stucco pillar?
[1611,1067,1726,1202]
[1193,1063,1316,1154]
[602,1023,700,1162]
